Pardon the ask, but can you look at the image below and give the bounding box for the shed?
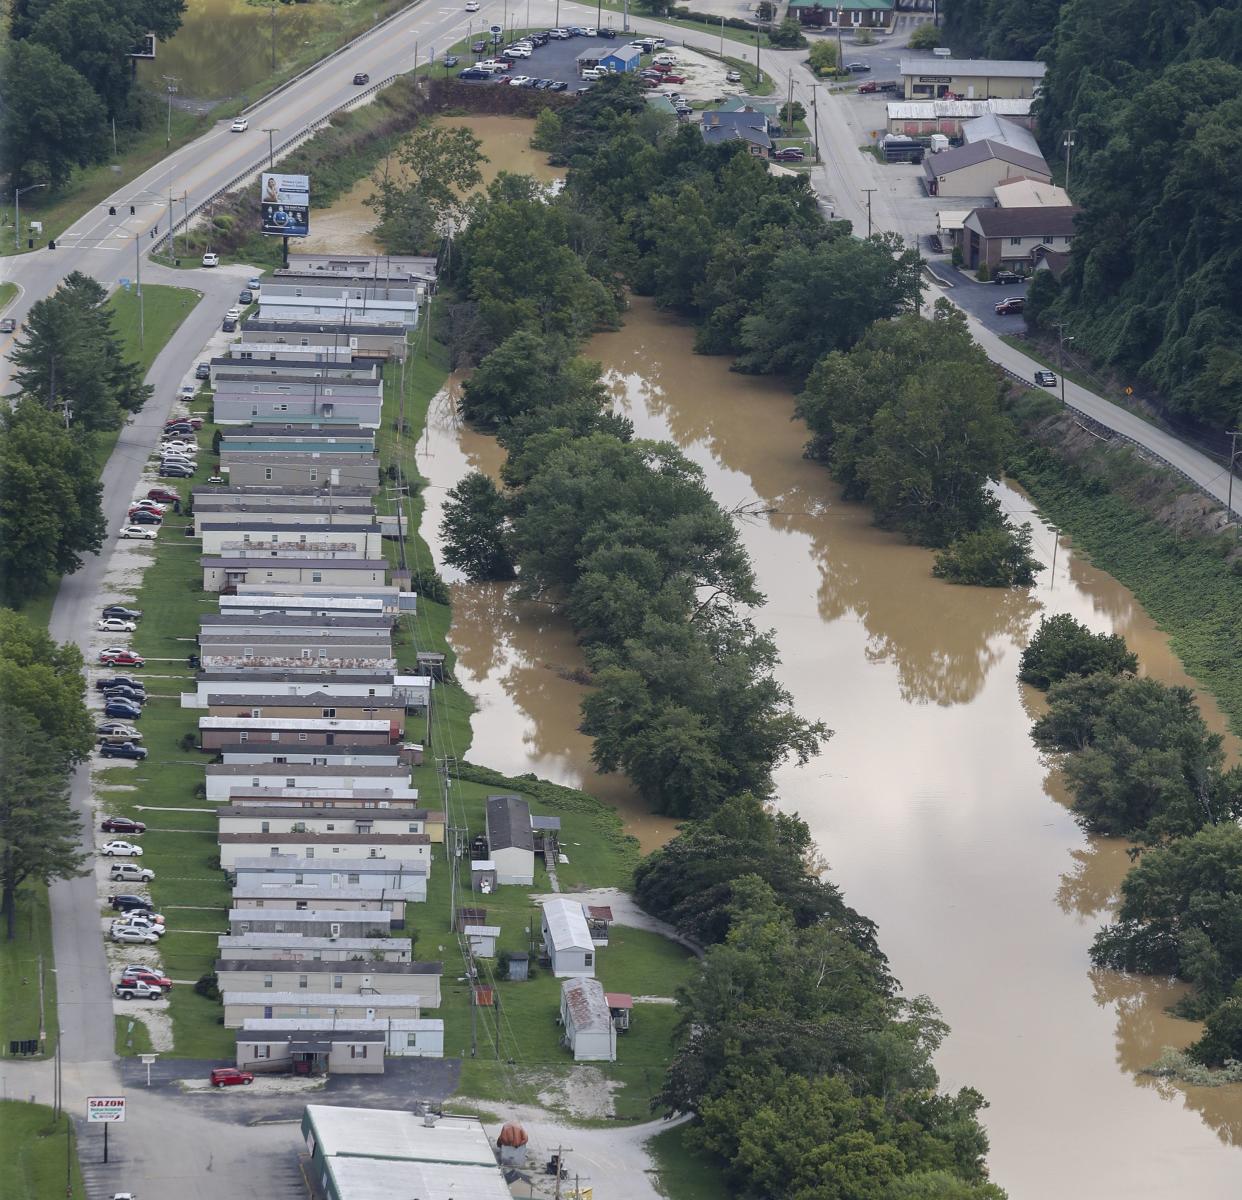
[599,45,641,73]
[470,860,497,894]
[559,978,616,1062]
[605,992,633,1032]
[485,794,534,886]
[541,898,595,978]
[456,906,487,932]
[505,952,529,982]
[464,924,500,959]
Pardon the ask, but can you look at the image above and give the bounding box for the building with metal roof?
[485,794,534,886]
[560,977,616,1061]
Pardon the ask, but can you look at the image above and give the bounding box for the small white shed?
[560,978,616,1062]
[541,898,595,978]
[464,924,500,959]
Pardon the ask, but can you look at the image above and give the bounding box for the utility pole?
[754,20,761,89]
[270,2,277,69]
[1055,321,1073,408]
[162,75,179,145]
[135,232,145,350]
[836,7,843,75]
[719,14,724,56]
[16,182,48,249]
[263,127,279,169]
[1062,129,1076,195]
[861,187,875,237]
[1228,430,1240,532]
[810,84,821,164]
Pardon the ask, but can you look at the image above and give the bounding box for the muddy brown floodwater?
[303,116,566,256]
[419,296,1242,1195]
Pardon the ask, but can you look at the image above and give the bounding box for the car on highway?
[1035,370,1058,388]
[465,0,479,9]
[352,72,370,84]
[100,742,148,760]
[202,252,219,267]
[109,863,154,882]
[0,318,15,333]
[994,297,1025,315]
[100,649,145,666]
[111,926,160,944]
[847,61,871,72]
[148,487,180,503]
[210,1068,254,1088]
[230,118,249,132]
[120,525,158,541]
[102,605,143,620]
[98,617,138,633]
[102,817,147,835]
[102,840,144,857]
[993,270,1023,285]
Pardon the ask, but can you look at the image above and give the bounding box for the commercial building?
[922,139,1051,197]
[885,97,1034,137]
[961,204,1080,271]
[785,0,893,29]
[899,56,1047,101]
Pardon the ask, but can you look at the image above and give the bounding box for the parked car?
[102,683,145,702]
[549,80,567,91]
[471,39,487,51]
[247,277,262,290]
[927,233,944,253]
[458,67,491,79]
[129,498,167,511]
[993,270,1023,285]
[772,147,805,162]
[120,971,172,991]
[661,73,686,84]
[120,525,158,541]
[238,289,253,305]
[162,440,197,452]
[115,979,163,1000]
[994,297,1025,315]
[100,742,148,760]
[110,894,154,912]
[99,649,144,666]
[167,415,203,429]
[102,605,143,620]
[111,926,159,945]
[202,252,219,268]
[726,70,741,82]
[508,75,533,87]
[465,0,480,9]
[195,362,211,379]
[0,318,15,333]
[147,488,180,503]
[109,863,154,882]
[847,61,871,72]
[97,675,143,692]
[221,318,236,332]
[97,617,138,633]
[127,510,162,525]
[857,80,877,93]
[111,916,163,936]
[581,67,604,80]
[210,1068,254,1088]
[443,54,459,67]
[353,72,370,84]
[102,840,143,857]
[102,817,146,835]
[97,720,140,736]
[878,80,899,92]
[230,118,248,132]
[597,25,615,36]
[159,465,194,479]
[103,703,142,723]
[1035,370,1058,388]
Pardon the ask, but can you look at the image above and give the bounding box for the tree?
[1091,824,1242,1010]
[1187,997,1242,1068]
[530,107,563,152]
[779,101,806,125]
[933,522,1042,587]
[767,15,808,48]
[0,399,106,605]
[808,40,839,75]
[908,23,942,50]
[633,793,877,948]
[10,271,150,430]
[1018,613,1137,690]
[1029,671,1126,753]
[0,609,95,764]
[0,708,87,939]
[438,472,516,581]
[367,124,486,253]
[0,41,106,189]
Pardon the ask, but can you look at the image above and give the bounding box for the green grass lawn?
[0,1102,85,1200]
[0,884,58,1059]
[0,282,16,311]
[115,1013,156,1056]
[647,1123,729,1200]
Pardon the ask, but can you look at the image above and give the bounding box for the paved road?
[46,263,249,1067]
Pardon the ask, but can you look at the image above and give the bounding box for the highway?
[3,1,1239,1075]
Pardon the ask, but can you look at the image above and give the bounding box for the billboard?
[129,32,156,58]
[260,172,310,238]
[87,1096,126,1122]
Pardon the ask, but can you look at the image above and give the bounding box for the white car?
[230,118,249,132]
[224,307,241,321]
[506,45,531,57]
[102,840,143,857]
[162,440,197,453]
[584,26,597,35]
[111,926,159,945]
[130,499,167,513]
[109,864,155,882]
[464,0,479,8]
[111,921,165,940]
[97,617,137,633]
[508,75,533,86]
[202,252,219,268]
[120,526,158,541]
[581,67,603,80]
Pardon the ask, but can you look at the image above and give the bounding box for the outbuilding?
[559,977,616,1062]
[485,794,535,886]
[541,897,595,978]
[464,925,500,958]
[599,45,641,73]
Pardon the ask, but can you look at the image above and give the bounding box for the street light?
[162,75,180,145]
[262,127,280,170]
[14,182,47,249]
[1056,322,1073,408]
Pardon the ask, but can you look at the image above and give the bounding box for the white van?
[581,67,604,80]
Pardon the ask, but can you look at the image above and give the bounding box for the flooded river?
[418,296,1242,1194]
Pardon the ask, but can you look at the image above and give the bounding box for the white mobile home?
[215,933,414,962]
[541,898,596,978]
[239,1016,444,1058]
[205,764,412,801]
[560,977,616,1062]
[222,991,426,1028]
[218,830,431,869]
[485,794,535,887]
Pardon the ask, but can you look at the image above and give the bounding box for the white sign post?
[86,1096,125,1163]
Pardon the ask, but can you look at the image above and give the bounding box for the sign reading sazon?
[87,1095,126,1122]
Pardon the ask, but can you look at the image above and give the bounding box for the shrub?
[1188,998,1242,1068]
[908,24,942,50]
[410,566,451,606]
[779,101,806,124]
[768,16,807,47]
[178,732,197,752]
[1018,613,1137,690]
[854,27,876,45]
[933,522,1042,587]
[194,972,220,1001]
[808,41,838,75]
[976,261,991,282]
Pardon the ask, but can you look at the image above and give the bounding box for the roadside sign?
[87,1096,126,1122]
[489,23,502,32]
[119,278,131,290]
[260,172,310,239]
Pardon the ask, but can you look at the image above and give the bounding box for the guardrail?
[156,71,404,259]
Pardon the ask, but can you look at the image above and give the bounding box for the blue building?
[599,45,641,73]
